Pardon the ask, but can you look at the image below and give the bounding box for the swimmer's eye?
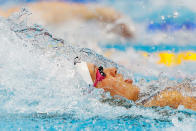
[98,66,103,72]
[100,71,106,77]
[98,66,106,77]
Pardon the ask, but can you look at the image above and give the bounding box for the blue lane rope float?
[148,21,196,32]
[103,43,196,53]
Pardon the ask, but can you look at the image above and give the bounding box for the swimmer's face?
[87,63,139,101]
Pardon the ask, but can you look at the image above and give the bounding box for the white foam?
[0,3,195,130]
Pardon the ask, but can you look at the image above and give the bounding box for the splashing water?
[0,5,195,131]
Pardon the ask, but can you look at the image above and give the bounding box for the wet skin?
[87,63,139,101]
[87,63,196,111]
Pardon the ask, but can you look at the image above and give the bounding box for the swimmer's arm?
[144,90,196,111]
[0,2,120,22]
[0,2,133,38]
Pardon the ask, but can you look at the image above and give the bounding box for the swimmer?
[84,63,196,111]
[0,1,134,38]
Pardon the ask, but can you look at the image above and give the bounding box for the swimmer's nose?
[109,68,117,77]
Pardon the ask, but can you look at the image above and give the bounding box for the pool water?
[0,0,196,130]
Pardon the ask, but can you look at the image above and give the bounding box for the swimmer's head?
[87,63,139,101]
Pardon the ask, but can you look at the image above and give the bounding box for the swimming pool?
[0,0,196,130]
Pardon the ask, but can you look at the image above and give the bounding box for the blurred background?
[0,0,195,80]
[0,0,196,130]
